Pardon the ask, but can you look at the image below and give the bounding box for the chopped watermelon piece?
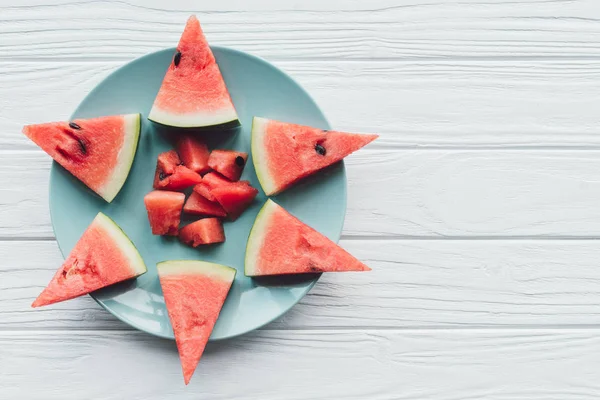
[22,114,141,202]
[32,212,147,307]
[207,149,248,181]
[179,218,225,247]
[158,150,182,175]
[154,164,202,191]
[245,200,371,276]
[183,191,227,217]
[251,117,378,196]
[177,135,210,175]
[192,172,231,201]
[148,15,239,128]
[144,190,185,236]
[157,260,235,384]
[211,181,258,220]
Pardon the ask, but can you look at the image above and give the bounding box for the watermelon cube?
[144,190,185,236]
[179,218,225,247]
[183,192,227,217]
[192,172,230,201]
[177,135,210,175]
[208,149,248,181]
[154,149,202,191]
[212,181,258,221]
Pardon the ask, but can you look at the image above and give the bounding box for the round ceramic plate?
[49,47,347,340]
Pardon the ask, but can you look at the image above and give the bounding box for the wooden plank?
[3,0,600,60]
[4,150,600,238]
[6,240,600,330]
[4,60,600,151]
[2,328,600,398]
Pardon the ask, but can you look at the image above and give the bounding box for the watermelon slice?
[245,200,371,276]
[179,218,225,247]
[211,181,258,220]
[251,117,378,196]
[183,192,227,217]
[148,15,239,128]
[157,260,235,384]
[177,135,210,175]
[154,151,202,191]
[32,212,147,307]
[144,190,185,235]
[207,149,248,181]
[192,172,230,201]
[23,114,141,202]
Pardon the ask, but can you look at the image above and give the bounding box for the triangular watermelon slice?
[245,200,371,276]
[251,117,378,196]
[32,212,147,307]
[23,114,141,202]
[157,260,235,384]
[148,15,239,128]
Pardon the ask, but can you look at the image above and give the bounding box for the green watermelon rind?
[147,116,240,131]
[99,113,141,202]
[244,199,279,277]
[148,107,240,130]
[250,117,277,196]
[157,260,236,282]
[94,212,147,276]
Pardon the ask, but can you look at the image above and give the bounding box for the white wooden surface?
[3,0,600,398]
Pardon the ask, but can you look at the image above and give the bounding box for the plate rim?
[48,45,348,340]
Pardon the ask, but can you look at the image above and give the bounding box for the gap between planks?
[5,56,600,63]
[7,326,600,336]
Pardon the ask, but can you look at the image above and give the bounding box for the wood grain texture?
[4,60,600,150]
[3,0,600,60]
[6,239,600,331]
[4,150,600,239]
[2,329,600,399]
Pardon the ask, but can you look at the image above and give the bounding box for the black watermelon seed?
[235,156,245,166]
[159,172,166,181]
[69,122,81,130]
[315,143,326,156]
[174,51,182,67]
[77,138,87,154]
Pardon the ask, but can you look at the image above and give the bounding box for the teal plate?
[49,47,346,340]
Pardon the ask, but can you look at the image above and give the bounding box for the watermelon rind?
[250,117,277,196]
[157,260,236,282]
[148,106,239,130]
[244,199,279,276]
[99,113,141,202]
[94,212,147,276]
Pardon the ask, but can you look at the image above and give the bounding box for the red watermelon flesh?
[245,200,370,276]
[177,135,210,175]
[154,164,202,191]
[144,190,185,236]
[157,261,235,384]
[22,114,141,202]
[32,213,147,307]
[148,15,239,128]
[192,172,231,201]
[207,149,248,181]
[179,218,225,247]
[251,117,378,196]
[211,181,258,221]
[183,192,227,217]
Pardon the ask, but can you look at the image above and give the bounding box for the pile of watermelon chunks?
[145,135,258,246]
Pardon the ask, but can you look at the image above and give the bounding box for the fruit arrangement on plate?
[23,15,377,385]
